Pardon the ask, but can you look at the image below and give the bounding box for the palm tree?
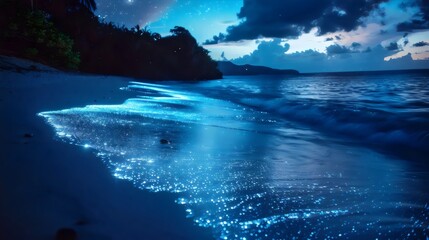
[132,25,161,42]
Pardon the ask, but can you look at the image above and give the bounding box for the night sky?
[96,0,429,72]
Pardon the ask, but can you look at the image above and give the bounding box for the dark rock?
[23,133,33,138]
[160,139,171,144]
[55,228,77,240]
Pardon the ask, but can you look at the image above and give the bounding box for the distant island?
[0,0,222,80]
[218,61,299,76]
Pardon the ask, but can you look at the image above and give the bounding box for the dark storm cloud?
[385,42,400,50]
[396,0,429,31]
[413,41,429,47]
[207,0,388,43]
[397,19,429,31]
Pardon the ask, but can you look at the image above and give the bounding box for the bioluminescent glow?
[39,77,429,239]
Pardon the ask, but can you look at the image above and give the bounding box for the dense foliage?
[0,0,222,80]
[0,2,80,69]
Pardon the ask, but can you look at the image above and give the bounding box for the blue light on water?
[38,77,429,239]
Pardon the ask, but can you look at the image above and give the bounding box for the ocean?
[40,71,429,239]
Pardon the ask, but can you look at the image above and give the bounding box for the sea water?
[39,71,429,239]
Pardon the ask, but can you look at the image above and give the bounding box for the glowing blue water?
[40,72,429,239]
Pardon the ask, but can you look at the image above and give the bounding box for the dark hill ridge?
[218,61,299,76]
[0,0,222,81]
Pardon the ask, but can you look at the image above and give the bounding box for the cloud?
[385,41,400,50]
[325,37,334,41]
[404,39,410,46]
[379,29,388,35]
[231,40,429,72]
[351,42,362,48]
[396,0,429,31]
[413,41,429,47]
[326,44,353,55]
[325,42,363,56]
[207,0,388,43]
[220,52,228,61]
[231,39,290,62]
[325,42,370,56]
[397,19,429,31]
[204,33,226,45]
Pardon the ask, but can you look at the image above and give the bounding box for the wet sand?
[0,56,213,240]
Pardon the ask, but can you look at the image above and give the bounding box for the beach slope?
[0,56,212,240]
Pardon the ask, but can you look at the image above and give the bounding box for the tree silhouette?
[1,1,222,80]
[170,26,191,36]
[79,0,96,12]
[131,25,160,42]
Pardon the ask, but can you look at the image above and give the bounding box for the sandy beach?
[0,56,213,240]
[2,55,429,240]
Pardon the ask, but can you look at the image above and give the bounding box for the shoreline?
[0,57,213,239]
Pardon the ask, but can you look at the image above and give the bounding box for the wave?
[240,97,429,158]
[124,80,429,159]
